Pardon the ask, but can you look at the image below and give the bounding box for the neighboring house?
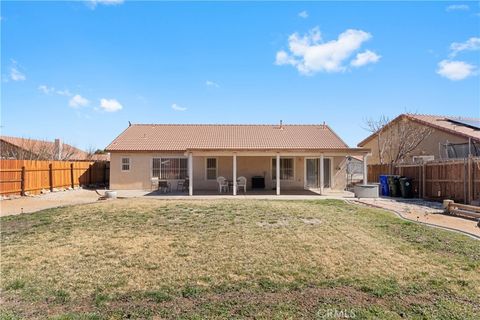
[358,114,480,164]
[0,136,109,161]
[105,123,370,195]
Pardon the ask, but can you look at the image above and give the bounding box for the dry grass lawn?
[1,199,479,319]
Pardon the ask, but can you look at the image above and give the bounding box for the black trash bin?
[387,175,401,197]
[399,177,413,198]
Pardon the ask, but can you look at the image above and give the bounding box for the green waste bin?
[399,177,413,198]
[387,175,401,197]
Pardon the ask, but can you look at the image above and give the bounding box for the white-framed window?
[121,157,130,171]
[152,157,188,179]
[272,158,294,180]
[206,158,217,180]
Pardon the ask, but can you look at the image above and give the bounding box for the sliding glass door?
[305,158,332,189]
[305,158,320,188]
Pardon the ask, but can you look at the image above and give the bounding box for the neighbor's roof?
[358,114,480,147]
[0,136,109,161]
[106,124,355,151]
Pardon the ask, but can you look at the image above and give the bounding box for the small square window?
[121,157,130,171]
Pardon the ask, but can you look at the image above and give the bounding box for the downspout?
[468,137,472,157]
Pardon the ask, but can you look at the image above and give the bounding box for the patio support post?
[363,153,370,185]
[320,154,324,195]
[233,153,237,196]
[276,153,280,195]
[188,152,193,196]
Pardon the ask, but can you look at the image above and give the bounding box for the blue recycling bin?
[379,175,390,196]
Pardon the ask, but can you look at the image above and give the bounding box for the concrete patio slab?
[114,189,356,200]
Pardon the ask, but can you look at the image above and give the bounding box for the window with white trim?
[272,158,294,180]
[121,157,130,171]
[206,158,217,180]
[152,158,188,179]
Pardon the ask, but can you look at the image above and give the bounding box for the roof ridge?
[406,113,479,120]
[131,123,328,126]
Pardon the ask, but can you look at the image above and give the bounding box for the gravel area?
[0,189,102,216]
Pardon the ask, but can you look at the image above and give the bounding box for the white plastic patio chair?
[237,176,247,193]
[217,176,229,193]
[151,177,159,190]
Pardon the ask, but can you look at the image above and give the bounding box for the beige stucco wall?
[332,156,347,189]
[110,152,347,191]
[110,152,186,190]
[361,120,471,164]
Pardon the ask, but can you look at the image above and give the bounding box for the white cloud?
[275,50,297,66]
[449,37,480,57]
[86,0,124,9]
[38,85,54,94]
[39,85,72,96]
[205,80,219,88]
[275,27,377,74]
[351,50,381,67]
[436,60,476,80]
[10,67,26,81]
[100,98,123,112]
[69,94,90,107]
[298,10,308,19]
[446,4,469,12]
[56,89,72,96]
[171,103,187,111]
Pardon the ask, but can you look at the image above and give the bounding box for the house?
[0,136,109,161]
[357,114,480,164]
[105,123,370,195]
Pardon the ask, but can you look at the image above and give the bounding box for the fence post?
[70,163,75,189]
[88,163,93,186]
[49,163,54,192]
[467,156,472,204]
[20,166,26,196]
[422,163,426,199]
[417,164,421,198]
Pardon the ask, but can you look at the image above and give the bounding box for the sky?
[1,1,480,150]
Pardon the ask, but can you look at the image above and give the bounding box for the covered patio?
[182,150,371,196]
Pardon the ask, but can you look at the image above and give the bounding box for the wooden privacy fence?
[0,160,109,196]
[368,157,480,204]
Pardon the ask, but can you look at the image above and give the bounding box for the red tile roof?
[0,136,109,161]
[106,124,352,151]
[358,114,480,147]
